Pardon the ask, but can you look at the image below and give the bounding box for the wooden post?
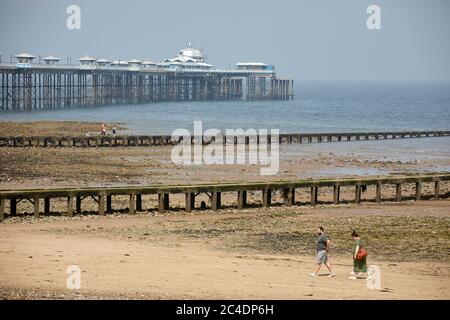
[212,192,221,210]
[44,197,50,214]
[395,183,402,202]
[311,186,318,205]
[67,196,74,217]
[376,183,382,203]
[435,181,440,200]
[333,185,340,204]
[158,193,169,212]
[106,195,112,213]
[76,196,82,214]
[355,185,361,204]
[10,198,17,216]
[136,194,142,212]
[262,189,272,207]
[284,187,295,206]
[0,197,5,222]
[98,193,105,216]
[34,196,40,218]
[129,193,136,214]
[237,190,247,209]
[415,182,422,200]
[185,193,195,212]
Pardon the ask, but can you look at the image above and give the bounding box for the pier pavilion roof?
[177,42,206,63]
[96,58,110,63]
[128,59,142,64]
[78,56,96,62]
[14,53,36,59]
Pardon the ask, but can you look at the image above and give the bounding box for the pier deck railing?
[0,174,448,221]
[0,130,449,148]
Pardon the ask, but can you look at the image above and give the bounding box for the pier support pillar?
[136,194,142,212]
[34,196,40,218]
[106,195,112,213]
[212,192,221,210]
[310,187,318,206]
[0,197,4,222]
[333,186,340,204]
[158,193,169,212]
[185,193,195,212]
[98,193,105,216]
[67,196,74,217]
[129,194,136,214]
[395,184,402,202]
[237,191,247,209]
[44,197,50,214]
[435,181,440,199]
[415,182,422,200]
[355,185,361,204]
[262,189,272,207]
[376,183,382,203]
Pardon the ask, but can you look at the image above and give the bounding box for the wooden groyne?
[0,130,449,148]
[1,174,448,221]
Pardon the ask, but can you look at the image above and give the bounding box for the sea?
[0,80,449,135]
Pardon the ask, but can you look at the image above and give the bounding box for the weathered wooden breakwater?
[0,130,449,148]
[0,174,448,221]
[0,64,293,111]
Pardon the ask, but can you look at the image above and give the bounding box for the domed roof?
[178,42,206,61]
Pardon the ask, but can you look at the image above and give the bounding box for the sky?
[1,0,449,82]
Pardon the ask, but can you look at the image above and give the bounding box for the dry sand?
[0,201,449,300]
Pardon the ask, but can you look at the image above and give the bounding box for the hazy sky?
[1,0,449,82]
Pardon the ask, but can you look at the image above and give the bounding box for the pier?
[0,45,294,111]
[0,130,449,148]
[0,174,448,221]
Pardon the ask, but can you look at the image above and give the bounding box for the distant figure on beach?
[349,230,369,280]
[112,124,117,136]
[101,123,106,136]
[310,227,335,277]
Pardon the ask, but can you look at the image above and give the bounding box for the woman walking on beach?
[349,230,369,280]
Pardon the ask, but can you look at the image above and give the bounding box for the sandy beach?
[0,121,449,300]
[0,200,449,299]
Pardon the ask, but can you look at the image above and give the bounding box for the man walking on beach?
[310,226,335,277]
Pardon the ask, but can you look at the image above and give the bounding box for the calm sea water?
[1,81,449,135]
